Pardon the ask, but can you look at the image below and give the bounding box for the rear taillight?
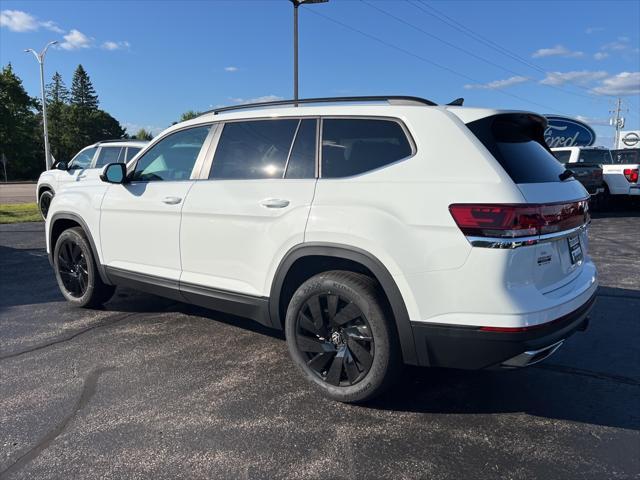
[623,168,639,184]
[449,200,589,239]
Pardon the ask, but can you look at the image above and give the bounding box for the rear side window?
[553,150,571,163]
[580,149,613,164]
[95,147,122,168]
[467,114,566,183]
[210,119,299,179]
[285,119,317,179]
[321,119,412,178]
[125,147,142,162]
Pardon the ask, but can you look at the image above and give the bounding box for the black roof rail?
[202,96,438,116]
[94,138,146,144]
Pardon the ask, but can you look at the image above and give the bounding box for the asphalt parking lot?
[1,212,639,480]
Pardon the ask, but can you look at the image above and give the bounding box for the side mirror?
[55,161,68,171]
[100,163,127,184]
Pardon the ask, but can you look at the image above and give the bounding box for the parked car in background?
[552,147,605,207]
[552,146,639,205]
[36,139,148,218]
[45,96,596,403]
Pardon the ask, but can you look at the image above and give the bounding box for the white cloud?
[102,40,130,51]
[594,52,609,61]
[585,26,604,34]
[0,9,62,33]
[464,76,529,90]
[224,66,239,72]
[59,29,92,50]
[601,39,630,52]
[229,95,284,104]
[532,45,584,58]
[575,115,610,127]
[540,70,608,86]
[591,72,640,96]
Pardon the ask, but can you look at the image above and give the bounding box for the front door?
[100,125,213,287]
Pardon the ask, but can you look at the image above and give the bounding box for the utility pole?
[25,41,58,171]
[289,0,328,102]
[609,97,627,149]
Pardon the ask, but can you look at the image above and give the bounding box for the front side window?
[94,147,123,168]
[210,119,299,179]
[69,147,97,169]
[132,126,211,182]
[321,119,412,178]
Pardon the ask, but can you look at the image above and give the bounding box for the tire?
[285,270,401,403]
[38,190,54,219]
[53,227,115,308]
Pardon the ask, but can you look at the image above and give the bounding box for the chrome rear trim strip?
[468,223,589,249]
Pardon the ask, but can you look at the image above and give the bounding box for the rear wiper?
[559,169,574,181]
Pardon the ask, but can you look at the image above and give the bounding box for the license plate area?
[567,235,583,264]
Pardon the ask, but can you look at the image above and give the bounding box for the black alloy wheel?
[295,292,375,387]
[56,238,89,298]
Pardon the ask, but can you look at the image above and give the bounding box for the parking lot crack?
[0,366,114,478]
[0,312,138,361]
[535,363,640,386]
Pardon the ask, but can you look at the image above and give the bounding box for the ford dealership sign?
[544,115,596,148]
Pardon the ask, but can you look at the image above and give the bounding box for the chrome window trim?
[318,115,417,180]
[203,116,321,181]
[468,223,589,249]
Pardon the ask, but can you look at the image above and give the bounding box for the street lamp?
[25,40,58,171]
[289,0,328,102]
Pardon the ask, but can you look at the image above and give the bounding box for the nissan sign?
[619,131,640,149]
[544,115,596,148]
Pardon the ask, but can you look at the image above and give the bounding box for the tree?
[0,64,42,179]
[46,72,69,104]
[132,128,153,141]
[70,64,98,109]
[46,72,70,162]
[180,110,201,122]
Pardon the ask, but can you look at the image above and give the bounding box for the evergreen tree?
[0,64,42,179]
[133,128,153,140]
[46,72,70,162]
[46,72,69,104]
[70,64,98,109]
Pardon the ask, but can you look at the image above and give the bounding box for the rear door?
[180,118,317,301]
[466,113,590,293]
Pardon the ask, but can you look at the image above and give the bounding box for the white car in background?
[36,139,148,218]
[45,96,597,403]
[552,146,639,202]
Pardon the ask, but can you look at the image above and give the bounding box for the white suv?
[36,139,148,218]
[45,97,597,402]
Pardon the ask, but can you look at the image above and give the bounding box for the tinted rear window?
[612,148,639,164]
[553,150,571,163]
[579,149,613,164]
[467,114,566,183]
[321,119,412,178]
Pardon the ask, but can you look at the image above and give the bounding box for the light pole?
[289,0,327,102]
[25,40,58,171]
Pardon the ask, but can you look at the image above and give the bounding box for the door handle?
[162,196,182,205]
[260,198,290,209]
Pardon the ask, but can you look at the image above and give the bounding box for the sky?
[1,0,639,146]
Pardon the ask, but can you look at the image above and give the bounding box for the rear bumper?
[629,185,640,196]
[411,291,596,369]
